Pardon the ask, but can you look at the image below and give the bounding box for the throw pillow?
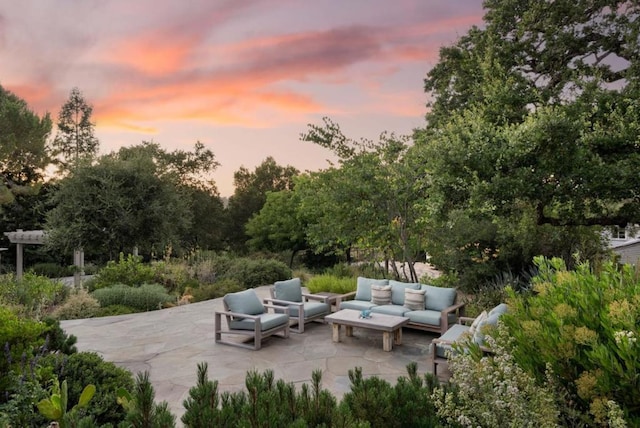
[404,288,426,311]
[468,310,488,335]
[370,285,392,305]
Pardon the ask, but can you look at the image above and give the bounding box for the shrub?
[89,253,155,290]
[45,351,134,426]
[431,325,559,427]
[120,371,176,427]
[151,261,191,294]
[220,257,291,288]
[503,256,640,425]
[0,273,67,319]
[306,274,356,294]
[340,364,441,427]
[91,284,174,312]
[189,279,244,302]
[94,304,137,317]
[28,262,75,278]
[51,289,100,320]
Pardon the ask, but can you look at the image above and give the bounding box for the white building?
[606,225,640,265]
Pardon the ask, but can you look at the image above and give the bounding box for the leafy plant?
[118,371,176,427]
[220,257,291,288]
[52,289,100,320]
[503,256,640,425]
[0,273,67,318]
[306,274,356,294]
[188,279,243,303]
[91,283,174,312]
[37,378,95,428]
[89,253,156,290]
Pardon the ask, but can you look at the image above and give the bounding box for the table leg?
[332,324,341,343]
[382,331,393,351]
[345,325,353,337]
[393,327,403,345]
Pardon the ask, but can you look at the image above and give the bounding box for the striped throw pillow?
[370,285,392,305]
[404,288,426,311]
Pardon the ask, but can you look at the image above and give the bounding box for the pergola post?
[73,248,85,288]
[16,242,23,280]
[3,229,46,280]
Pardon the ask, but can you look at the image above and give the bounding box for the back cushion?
[421,284,457,311]
[389,280,421,305]
[370,285,392,305]
[224,289,265,315]
[273,278,302,302]
[355,277,389,301]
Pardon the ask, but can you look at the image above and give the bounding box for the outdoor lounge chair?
[264,278,331,333]
[215,288,290,350]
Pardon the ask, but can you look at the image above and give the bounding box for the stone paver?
[61,286,442,425]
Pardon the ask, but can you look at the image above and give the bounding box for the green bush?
[151,261,191,294]
[94,304,137,317]
[0,273,67,319]
[503,257,640,425]
[306,274,356,294]
[28,262,75,278]
[51,289,100,320]
[220,257,291,288]
[189,279,244,302]
[432,325,559,427]
[45,351,134,426]
[91,284,174,312]
[89,253,156,290]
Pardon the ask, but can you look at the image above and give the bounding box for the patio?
[60,285,446,423]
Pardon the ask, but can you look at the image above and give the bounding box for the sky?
[0,0,485,196]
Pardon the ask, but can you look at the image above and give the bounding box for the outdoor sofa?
[339,277,465,335]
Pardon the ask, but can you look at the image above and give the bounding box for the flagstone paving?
[61,286,445,424]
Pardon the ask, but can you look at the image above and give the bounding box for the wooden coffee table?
[325,309,409,351]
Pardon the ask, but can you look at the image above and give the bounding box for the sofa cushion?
[288,301,330,318]
[389,280,421,305]
[340,300,377,311]
[420,284,457,311]
[230,313,289,331]
[371,285,392,305]
[355,277,389,301]
[273,278,302,303]
[370,304,410,317]
[404,309,441,326]
[435,324,470,358]
[489,303,509,317]
[224,289,264,315]
[468,311,487,335]
[404,288,426,311]
[473,305,507,345]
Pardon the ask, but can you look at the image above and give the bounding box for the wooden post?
[16,242,23,280]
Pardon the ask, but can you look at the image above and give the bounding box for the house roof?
[611,238,640,249]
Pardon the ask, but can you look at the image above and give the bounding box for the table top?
[325,309,409,331]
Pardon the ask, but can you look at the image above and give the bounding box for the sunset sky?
[0,1,485,196]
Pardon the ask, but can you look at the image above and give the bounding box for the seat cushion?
[273,278,302,303]
[230,313,289,331]
[389,280,421,305]
[340,300,377,311]
[435,324,471,358]
[404,288,426,311]
[370,304,410,317]
[224,289,264,315]
[355,277,389,301]
[371,285,392,305]
[405,309,442,326]
[289,301,330,318]
[420,284,457,311]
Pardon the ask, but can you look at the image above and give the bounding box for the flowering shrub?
[51,289,100,320]
[502,257,639,425]
[431,325,558,427]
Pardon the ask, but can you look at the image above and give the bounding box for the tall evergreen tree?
[53,87,99,171]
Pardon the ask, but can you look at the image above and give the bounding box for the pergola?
[3,229,84,286]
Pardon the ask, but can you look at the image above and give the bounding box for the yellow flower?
[522,320,542,337]
[553,303,577,320]
[608,299,636,329]
[590,396,609,424]
[554,270,574,286]
[576,370,601,400]
[574,326,598,346]
[533,281,551,296]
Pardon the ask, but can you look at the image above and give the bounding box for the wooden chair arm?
[263,298,302,309]
[215,310,260,320]
[458,316,476,325]
[302,293,330,303]
[263,304,290,315]
[442,301,466,315]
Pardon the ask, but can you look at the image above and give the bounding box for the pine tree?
[53,87,99,172]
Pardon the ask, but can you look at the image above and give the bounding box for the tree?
[414,0,639,287]
[245,190,307,267]
[45,147,190,260]
[0,84,51,205]
[299,119,429,281]
[225,157,299,252]
[52,87,99,171]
